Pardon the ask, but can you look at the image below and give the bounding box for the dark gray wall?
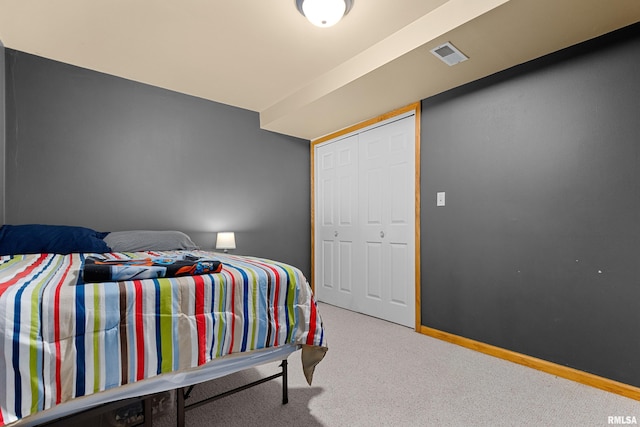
[421,23,640,387]
[4,50,311,276]
[0,40,5,223]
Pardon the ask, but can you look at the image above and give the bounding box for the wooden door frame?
[310,102,421,330]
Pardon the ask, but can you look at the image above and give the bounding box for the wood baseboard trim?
[419,325,640,401]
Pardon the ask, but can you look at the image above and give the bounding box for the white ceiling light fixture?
[296,0,354,28]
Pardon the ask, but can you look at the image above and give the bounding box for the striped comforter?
[0,251,326,426]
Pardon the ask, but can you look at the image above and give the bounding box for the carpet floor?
[150,302,640,427]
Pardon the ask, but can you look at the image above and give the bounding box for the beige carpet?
[150,302,639,426]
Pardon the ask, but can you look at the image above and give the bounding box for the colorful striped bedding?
[0,251,326,426]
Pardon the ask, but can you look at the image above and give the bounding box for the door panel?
[321,177,334,227]
[315,135,358,310]
[321,240,334,289]
[359,117,415,327]
[365,241,383,301]
[365,168,383,225]
[389,163,409,224]
[339,174,354,226]
[338,241,353,293]
[389,242,409,305]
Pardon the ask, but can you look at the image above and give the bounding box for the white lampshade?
[296,0,353,28]
[216,232,236,252]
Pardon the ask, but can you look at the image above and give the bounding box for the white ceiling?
[1,0,639,140]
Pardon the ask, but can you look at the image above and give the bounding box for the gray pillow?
[104,230,199,252]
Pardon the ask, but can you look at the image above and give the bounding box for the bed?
[0,226,327,426]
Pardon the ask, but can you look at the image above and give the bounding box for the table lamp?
[216,232,236,253]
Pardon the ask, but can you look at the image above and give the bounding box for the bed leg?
[143,396,153,427]
[281,359,289,405]
[176,387,186,427]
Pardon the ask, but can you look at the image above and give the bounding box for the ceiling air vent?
[430,42,468,66]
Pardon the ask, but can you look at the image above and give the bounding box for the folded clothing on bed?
[83,253,222,282]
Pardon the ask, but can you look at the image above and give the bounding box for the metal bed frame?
[40,359,289,427]
[175,359,288,427]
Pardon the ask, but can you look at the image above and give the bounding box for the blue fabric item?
[0,224,111,256]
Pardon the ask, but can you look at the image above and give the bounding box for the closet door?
[314,113,416,328]
[315,135,359,309]
[358,117,415,327]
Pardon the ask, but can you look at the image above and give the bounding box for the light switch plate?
[437,192,445,206]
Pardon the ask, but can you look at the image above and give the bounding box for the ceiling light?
[296,0,354,28]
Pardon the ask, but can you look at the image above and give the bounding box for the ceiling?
[1,0,639,140]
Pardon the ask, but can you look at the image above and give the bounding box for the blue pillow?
[0,224,111,256]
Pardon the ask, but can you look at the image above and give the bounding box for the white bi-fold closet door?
[315,113,416,328]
